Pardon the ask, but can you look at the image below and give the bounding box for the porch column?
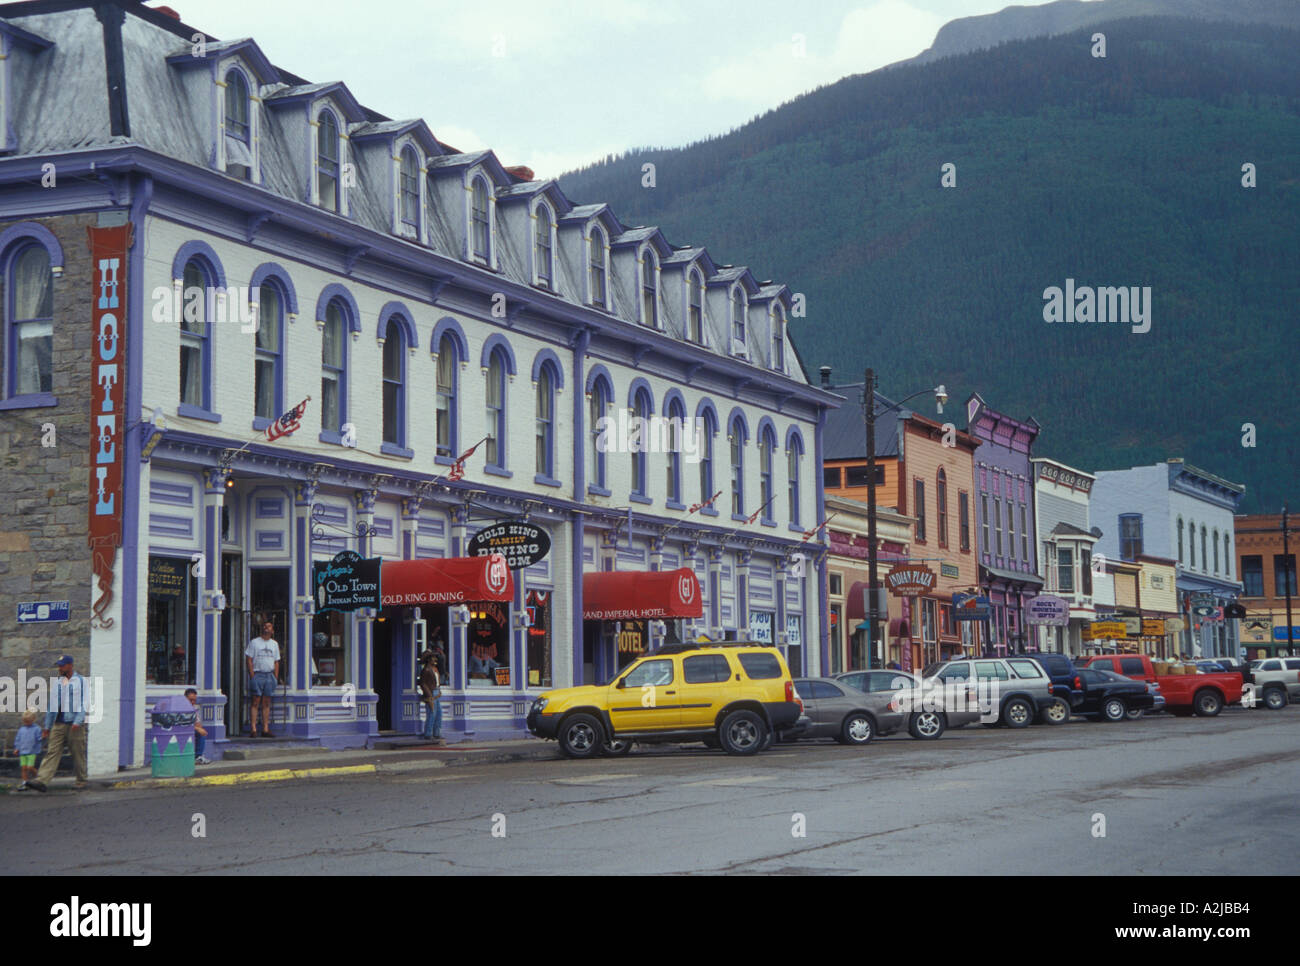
[292,479,318,694]
[199,466,229,693]
[736,549,752,634]
[450,504,469,691]
[353,486,377,705]
[707,546,723,637]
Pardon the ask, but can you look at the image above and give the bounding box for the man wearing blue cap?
[27,655,90,792]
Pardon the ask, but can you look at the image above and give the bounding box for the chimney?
[504,165,535,182]
[819,366,832,388]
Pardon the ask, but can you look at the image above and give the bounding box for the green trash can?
[148,695,197,778]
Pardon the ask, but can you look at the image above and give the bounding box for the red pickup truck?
[1080,654,1243,716]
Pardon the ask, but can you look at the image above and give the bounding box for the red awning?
[583,567,703,621]
[380,554,513,607]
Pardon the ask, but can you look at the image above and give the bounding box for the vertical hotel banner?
[87,225,131,628]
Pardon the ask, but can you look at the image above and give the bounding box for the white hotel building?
[0,0,836,769]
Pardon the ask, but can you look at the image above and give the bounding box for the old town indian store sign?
[885,563,937,597]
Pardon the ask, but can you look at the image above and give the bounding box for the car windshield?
[921,663,945,678]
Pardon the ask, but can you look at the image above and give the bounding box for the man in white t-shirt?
[245,622,281,738]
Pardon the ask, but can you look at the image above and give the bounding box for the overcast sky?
[169,0,1057,177]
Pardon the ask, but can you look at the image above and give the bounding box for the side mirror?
[615,677,626,689]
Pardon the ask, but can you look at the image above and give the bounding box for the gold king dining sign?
[88,225,131,628]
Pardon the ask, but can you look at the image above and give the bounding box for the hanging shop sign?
[313,550,383,613]
[88,224,132,629]
[1142,619,1167,636]
[148,557,189,599]
[1089,620,1127,638]
[952,593,992,621]
[1242,616,1272,641]
[1122,616,1143,636]
[1223,602,1247,620]
[885,564,937,597]
[1025,595,1069,626]
[467,519,551,570]
[940,563,961,579]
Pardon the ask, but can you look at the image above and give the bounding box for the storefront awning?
[583,567,703,621]
[380,554,513,607]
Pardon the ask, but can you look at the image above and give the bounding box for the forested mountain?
[558,16,1300,513]
[903,0,1300,66]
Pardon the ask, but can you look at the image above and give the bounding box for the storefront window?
[147,555,198,685]
[525,590,551,688]
[311,610,351,685]
[468,601,510,686]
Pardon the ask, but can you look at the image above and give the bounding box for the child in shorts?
[14,710,42,789]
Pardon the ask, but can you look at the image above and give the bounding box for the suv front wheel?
[558,713,605,759]
[718,710,767,756]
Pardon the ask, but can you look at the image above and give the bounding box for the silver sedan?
[782,676,949,745]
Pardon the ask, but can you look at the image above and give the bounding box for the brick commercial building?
[0,0,836,772]
[1233,512,1299,659]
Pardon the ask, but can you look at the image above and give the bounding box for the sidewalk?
[1,737,558,793]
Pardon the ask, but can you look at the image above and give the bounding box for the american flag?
[447,437,488,481]
[801,512,838,542]
[745,495,776,526]
[265,398,310,442]
[688,490,722,514]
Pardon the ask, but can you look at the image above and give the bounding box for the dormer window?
[589,226,608,309]
[316,110,341,212]
[470,176,491,263]
[400,146,420,232]
[771,303,786,371]
[640,248,658,327]
[731,288,746,344]
[534,203,554,289]
[223,69,252,180]
[687,268,704,343]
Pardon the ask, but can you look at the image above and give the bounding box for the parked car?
[922,657,1057,728]
[1195,660,1229,673]
[1080,654,1243,716]
[1014,653,1079,723]
[782,677,946,743]
[833,668,984,730]
[1246,657,1300,709]
[526,642,801,758]
[1071,667,1158,721]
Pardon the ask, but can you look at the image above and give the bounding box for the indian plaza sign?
[885,564,937,597]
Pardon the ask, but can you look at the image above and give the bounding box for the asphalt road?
[4,707,1298,875]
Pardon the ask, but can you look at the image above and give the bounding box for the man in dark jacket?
[417,650,443,743]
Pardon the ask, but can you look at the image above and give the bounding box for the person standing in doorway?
[27,655,90,792]
[245,622,280,738]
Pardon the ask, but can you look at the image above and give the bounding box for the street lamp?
[863,368,949,670]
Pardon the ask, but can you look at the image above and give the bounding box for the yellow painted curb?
[111,763,376,789]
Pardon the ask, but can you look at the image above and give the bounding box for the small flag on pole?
[688,490,722,514]
[265,398,310,442]
[745,494,776,526]
[447,437,488,481]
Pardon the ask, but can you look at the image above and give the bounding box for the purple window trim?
[0,222,65,272]
[248,263,300,315]
[0,393,57,410]
[253,280,285,423]
[484,347,509,472]
[380,317,409,449]
[320,296,349,438]
[170,241,228,290]
[178,403,222,423]
[530,348,566,389]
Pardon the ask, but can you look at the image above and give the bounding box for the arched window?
[731,287,746,346]
[699,407,717,512]
[381,319,406,446]
[630,386,652,498]
[771,303,786,371]
[5,243,53,397]
[588,377,611,490]
[321,298,347,436]
[687,268,704,343]
[470,176,490,261]
[1224,533,1232,579]
[224,69,252,180]
[253,282,283,422]
[729,415,746,517]
[1188,520,1196,567]
[665,396,686,506]
[400,146,420,230]
[787,431,804,526]
[535,364,555,478]
[317,110,340,212]
[534,203,554,289]
[1212,529,1219,573]
[937,468,949,547]
[485,349,506,470]
[1201,525,1208,572]
[179,258,211,408]
[435,334,457,458]
[1177,517,1184,564]
[758,426,776,523]
[589,226,607,308]
[641,248,658,327]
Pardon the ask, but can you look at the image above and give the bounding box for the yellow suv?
[526,642,802,758]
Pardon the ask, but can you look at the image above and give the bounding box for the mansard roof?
[661,246,718,279]
[495,179,570,215]
[165,36,278,82]
[612,225,671,257]
[709,265,759,294]
[426,149,513,185]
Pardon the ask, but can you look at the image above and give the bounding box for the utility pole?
[864,368,880,670]
[1285,505,1295,656]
